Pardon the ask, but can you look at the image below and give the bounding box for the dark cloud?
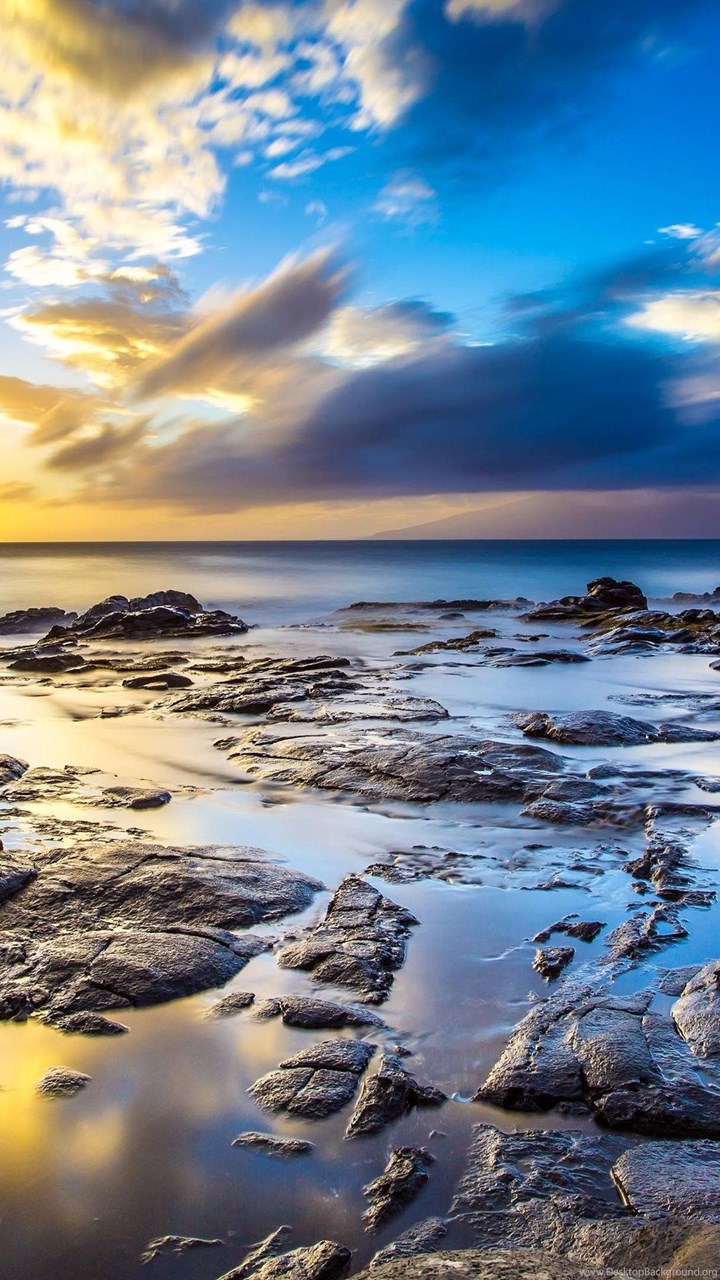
[377,0,712,172]
[45,419,148,470]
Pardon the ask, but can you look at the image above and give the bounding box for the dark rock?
[46,590,248,642]
[0,856,37,907]
[395,629,496,656]
[672,961,720,1057]
[476,984,720,1135]
[8,651,87,673]
[515,710,657,747]
[204,991,255,1019]
[656,965,702,996]
[524,577,648,622]
[533,946,574,979]
[0,607,77,635]
[612,1141,720,1220]
[217,1238,351,1280]
[533,918,605,944]
[368,1217,447,1267]
[362,1146,434,1233]
[122,672,194,690]
[0,840,318,1018]
[356,1250,593,1279]
[277,876,417,1004]
[43,1011,129,1035]
[345,1052,446,1138]
[141,1235,224,1264]
[0,754,28,786]
[231,1131,314,1158]
[227,727,566,805]
[36,1066,91,1096]
[248,1038,375,1119]
[268,695,449,725]
[277,996,383,1029]
[103,785,172,809]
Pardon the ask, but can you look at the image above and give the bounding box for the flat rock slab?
[515,709,719,747]
[672,960,720,1057]
[231,1131,314,1158]
[346,1052,446,1138]
[277,996,383,1029]
[368,1217,448,1267]
[476,979,720,1136]
[363,1146,434,1233]
[0,839,319,1018]
[217,1239,351,1280]
[277,875,417,1004]
[42,1011,129,1035]
[613,1142,720,1220]
[227,727,566,804]
[36,1067,91,1097]
[357,1250,604,1279]
[249,1038,375,1119]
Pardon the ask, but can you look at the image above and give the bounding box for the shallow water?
[1,543,720,1279]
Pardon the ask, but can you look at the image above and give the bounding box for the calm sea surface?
[0,540,719,622]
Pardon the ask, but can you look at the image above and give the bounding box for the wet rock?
[533,918,605,944]
[103,785,172,809]
[43,590,248,642]
[0,754,28,785]
[277,996,383,1029]
[8,651,87,673]
[357,1250,591,1279]
[36,1066,91,1096]
[231,1132,314,1158]
[0,606,77,635]
[248,1038,375,1119]
[204,991,255,1019]
[362,1146,434,1233]
[0,840,318,1017]
[524,577,648,622]
[122,672,194,690]
[494,649,591,668]
[395,629,497,656]
[656,965,702,996]
[43,1011,129,1035]
[672,961,720,1057]
[0,857,37,907]
[268,695,449,725]
[218,1238,351,1280]
[368,1217,447,1267]
[515,709,657,747]
[141,1235,224,1264]
[168,655,354,717]
[345,1052,446,1138]
[606,905,688,961]
[227,727,565,805]
[476,984,720,1135]
[277,876,417,1004]
[613,1141,720,1220]
[533,946,574,979]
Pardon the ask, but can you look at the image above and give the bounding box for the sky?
[1,0,720,539]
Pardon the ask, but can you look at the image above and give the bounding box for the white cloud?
[627,290,720,343]
[374,172,439,226]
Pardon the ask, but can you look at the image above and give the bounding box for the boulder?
[248,1039,375,1119]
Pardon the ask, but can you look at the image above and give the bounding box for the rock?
[0,754,28,786]
[45,590,248,642]
[0,607,77,635]
[672,961,720,1057]
[168,655,354,717]
[248,1038,375,1119]
[277,876,417,1004]
[368,1217,447,1267]
[204,991,255,1019]
[277,996,383,1029]
[228,728,566,805]
[515,710,657,747]
[476,984,720,1135]
[8,651,87,673]
[345,1052,446,1138]
[0,840,319,1018]
[362,1146,434,1233]
[268,695,449,724]
[103,785,172,809]
[533,946,574,979]
[231,1132,314,1158]
[612,1141,720,1220]
[524,577,648,622]
[0,857,37,907]
[533,918,605,944]
[251,998,282,1020]
[395,629,497,656]
[43,1011,129,1035]
[141,1235,224,1263]
[122,672,194,690]
[356,1250,594,1279]
[656,965,702,996]
[36,1067,91,1096]
[217,1238,351,1280]
[494,649,591,668]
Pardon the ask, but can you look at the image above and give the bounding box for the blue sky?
[1,0,720,537]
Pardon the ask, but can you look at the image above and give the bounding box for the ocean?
[1,539,719,623]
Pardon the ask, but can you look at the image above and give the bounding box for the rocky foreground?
[2,576,720,1277]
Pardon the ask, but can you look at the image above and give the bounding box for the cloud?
[374,172,439,226]
[45,419,148,471]
[627,291,720,344]
[659,223,704,241]
[0,481,37,502]
[132,248,349,401]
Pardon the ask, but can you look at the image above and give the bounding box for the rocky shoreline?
[1,575,720,1278]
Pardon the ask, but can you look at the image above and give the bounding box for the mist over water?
[1,540,719,624]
